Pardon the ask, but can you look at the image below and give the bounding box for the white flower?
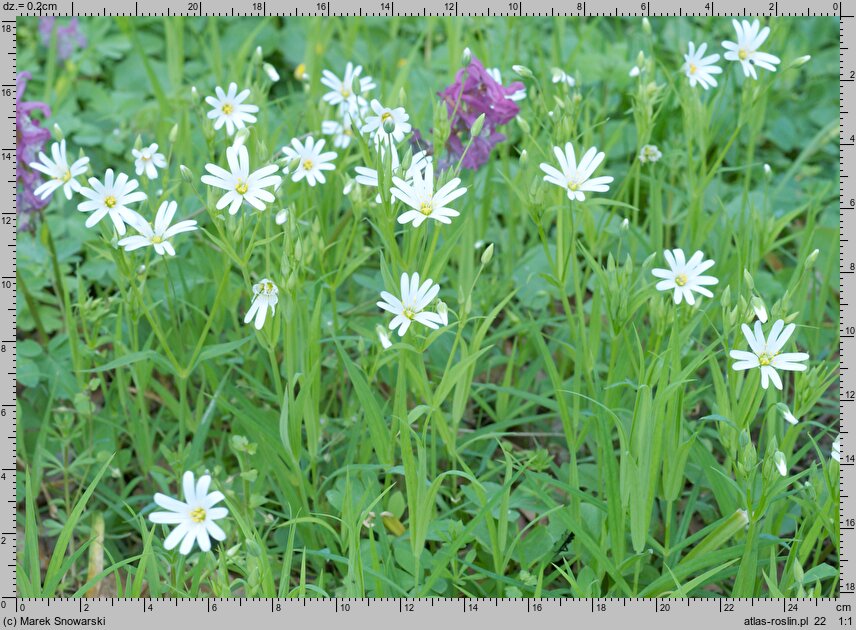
[551,68,576,87]
[77,169,147,235]
[651,249,718,305]
[833,436,841,462]
[205,83,259,136]
[362,99,411,143]
[132,143,167,180]
[377,272,444,337]
[320,62,376,116]
[391,162,467,228]
[773,451,787,477]
[486,68,527,101]
[682,41,723,90]
[629,65,642,77]
[638,144,662,163]
[376,324,393,349]
[539,143,614,202]
[729,319,810,390]
[355,148,431,203]
[722,19,780,79]
[282,136,337,187]
[275,209,289,225]
[321,117,358,149]
[29,140,89,200]
[244,278,279,330]
[201,144,281,215]
[149,471,228,555]
[117,200,197,257]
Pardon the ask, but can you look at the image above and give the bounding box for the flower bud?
[470,113,485,139]
[621,217,630,232]
[233,127,250,148]
[751,296,768,323]
[383,117,397,134]
[629,65,641,77]
[376,325,392,349]
[636,50,645,68]
[398,86,407,107]
[777,402,799,425]
[805,248,820,270]
[169,123,179,144]
[136,264,147,275]
[519,149,528,165]
[743,269,755,291]
[462,47,472,65]
[263,63,280,82]
[773,451,787,477]
[481,243,494,265]
[179,164,193,182]
[52,123,63,140]
[793,54,811,67]
[134,134,143,151]
[253,45,263,64]
[436,300,449,326]
[642,17,652,35]
[275,209,289,225]
[512,64,534,79]
[190,85,199,102]
[763,163,772,176]
[720,285,732,308]
[517,116,530,135]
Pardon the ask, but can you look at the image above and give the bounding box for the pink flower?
[16,72,52,230]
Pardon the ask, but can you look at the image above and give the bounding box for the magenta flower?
[38,17,87,61]
[16,72,52,230]
[438,56,524,169]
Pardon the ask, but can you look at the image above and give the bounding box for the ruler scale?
[6,1,851,627]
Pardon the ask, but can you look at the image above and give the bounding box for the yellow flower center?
[294,63,306,80]
[303,159,314,171]
[235,181,249,195]
[104,195,117,208]
[758,352,773,366]
[222,103,234,115]
[190,507,206,523]
[151,235,163,244]
[263,281,274,294]
[675,274,688,287]
[738,49,748,61]
[403,308,416,320]
[141,153,151,162]
[57,170,71,182]
[381,111,393,122]
[340,88,351,98]
[419,201,433,216]
[689,63,698,74]
[567,182,580,192]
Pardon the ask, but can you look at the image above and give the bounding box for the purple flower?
[38,17,87,61]
[438,56,524,169]
[17,72,52,230]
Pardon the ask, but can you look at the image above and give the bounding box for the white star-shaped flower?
[377,272,444,337]
[132,143,167,180]
[355,148,431,203]
[149,471,228,555]
[651,249,718,305]
[320,62,376,117]
[201,144,281,215]
[282,136,337,187]
[722,19,780,80]
[682,41,723,90]
[77,169,147,235]
[486,68,527,101]
[391,162,466,228]
[361,99,411,144]
[244,278,279,330]
[29,139,89,200]
[205,83,260,136]
[729,319,809,390]
[540,143,614,202]
[117,200,197,257]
